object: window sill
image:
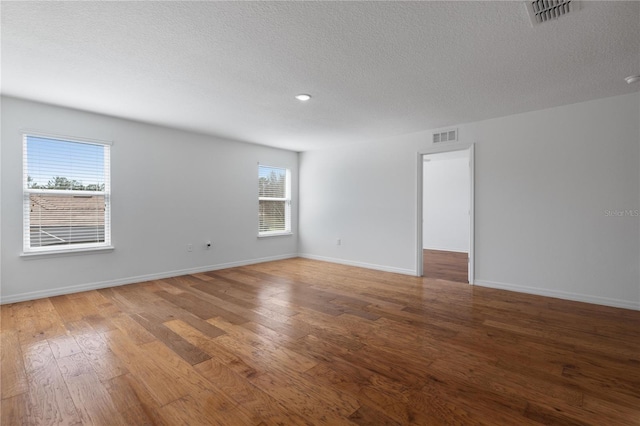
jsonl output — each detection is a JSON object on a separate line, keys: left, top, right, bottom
{"left": 21, "top": 246, "right": 115, "bottom": 259}
{"left": 257, "top": 232, "right": 293, "bottom": 238}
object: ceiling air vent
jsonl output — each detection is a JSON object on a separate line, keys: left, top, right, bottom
{"left": 433, "top": 129, "right": 457, "bottom": 144}
{"left": 526, "top": 0, "right": 580, "bottom": 25}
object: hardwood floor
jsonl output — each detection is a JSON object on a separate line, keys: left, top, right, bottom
{"left": 1, "top": 258, "right": 639, "bottom": 425}
{"left": 423, "top": 249, "right": 468, "bottom": 283}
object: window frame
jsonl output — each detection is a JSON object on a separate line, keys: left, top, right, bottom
{"left": 258, "top": 164, "right": 292, "bottom": 237}
{"left": 22, "top": 132, "right": 113, "bottom": 256}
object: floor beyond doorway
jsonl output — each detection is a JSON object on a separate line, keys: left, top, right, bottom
{"left": 423, "top": 249, "right": 468, "bottom": 283}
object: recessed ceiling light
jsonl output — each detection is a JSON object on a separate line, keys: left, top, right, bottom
{"left": 295, "top": 94, "right": 312, "bottom": 101}
{"left": 624, "top": 75, "right": 640, "bottom": 84}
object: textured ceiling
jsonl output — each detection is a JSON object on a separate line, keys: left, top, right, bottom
{"left": 2, "top": 1, "right": 639, "bottom": 151}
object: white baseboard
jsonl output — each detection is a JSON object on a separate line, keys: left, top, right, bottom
{"left": 298, "top": 253, "right": 416, "bottom": 276}
{"left": 474, "top": 279, "right": 640, "bottom": 311}
{"left": 0, "top": 253, "right": 297, "bottom": 304}
{"left": 423, "top": 246, "right": 468, "bottom": 253}
{"left": 4, "top": 253, "right": 638, "bottom": 312}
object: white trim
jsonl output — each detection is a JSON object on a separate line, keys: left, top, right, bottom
{"left": 0, "top": 253, "right": 298, "bottom": 304}
{"left": 416, "top": 153, "right": 423, "bottom": 277}
{"left": 298, "top": 253, "right": 415, "bottom": 276}
{"left": 417, "top": 144, "right": 475, "bottom": 283}
{"left": 20, "top": 245, "right": 114, "bottom": 258}
{"left": 20, "top": 129, "right": 113, "bottom": 146}
{"left": 468, "top": 144, "right": 475, "bottom": 285}
{"left": 4, "top": 252, "right": 639, "bottom": 311}
{"left": 258, "top": 164, "right": 292, "bottom": 236}
{"left": 475, "top": 279, "right": 640, "bottom": 311}
{"left": 23, "top": 134, "right": 112, "bottom": 253}
{"left": 257, "top": 232, "right": 293, "bottom": 238}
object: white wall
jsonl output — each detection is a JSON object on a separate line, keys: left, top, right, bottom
{"left": 2, "top": 93, "right": 639, "bottom": 310}
{"left": 300, "top": 92, "right": 640, "bottom": 310}
{"left": 0, "top": 96, "right": 299, "bottom": 303}
{"left": 423, "top": 152, "right": 469, "bottom": 252}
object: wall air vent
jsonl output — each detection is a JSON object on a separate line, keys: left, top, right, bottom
{"left": 433, "top": 129, "right": 457, "bottom": 144}
{"left": 526, "top": 0, "right": 580, "bottom": 25}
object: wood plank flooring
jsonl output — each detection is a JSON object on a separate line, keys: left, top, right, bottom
{"left": 1, "top": 258, "right": 639, "bottom": 425}
{"left": 423, "top": 249, "right": 468, "bottom": 283}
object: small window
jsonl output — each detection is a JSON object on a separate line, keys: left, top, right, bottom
{"left": 23, "top": 134, "right": 111, "bottom": 253}
{"left": 258, "top": 165, "right": 291, "bottom": 236}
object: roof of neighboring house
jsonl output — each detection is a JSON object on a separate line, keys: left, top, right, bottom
{"left": 29, "top": 194, "right": 105, "bottom": 227}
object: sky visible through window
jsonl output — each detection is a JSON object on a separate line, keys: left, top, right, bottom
{"left": 258, "top": 165, "right": 285, "bottom": 182}
{"left": 26, "top": 136, "right": 105, "bottom": 189}
{"left": 259, "top": 165, "right": 286, "bottom": 198}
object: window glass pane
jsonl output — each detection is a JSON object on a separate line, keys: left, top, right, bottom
{"left": 26, "top": 136, "right": 105, "bottom": 190}
{"left": 258, "top": 166, "right": 286, "bottom": 198}
{"left": 259, "top": 200, "right": 286, "bottom": 232}
{"left": 29, "top": 194, "right": 105, "bottom": 247}
{"left": 23, "top": 134, "right": 111, "bottom": 252}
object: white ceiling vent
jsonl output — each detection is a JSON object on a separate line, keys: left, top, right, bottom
{"left": 433, "top": 129, "right": 457, "bottom": 144}
{"left": 526, "top": 0, "right": 581, "bottom": 25}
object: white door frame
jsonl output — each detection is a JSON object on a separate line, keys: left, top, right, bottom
{"left": 416, "top": 143, "right": 475, "bottom": 284}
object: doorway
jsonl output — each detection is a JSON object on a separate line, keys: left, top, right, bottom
{"left": 417, "top": 146, "right": 474, "bottom": 284}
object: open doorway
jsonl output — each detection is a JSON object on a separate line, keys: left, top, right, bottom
{"left": 418, "top": 147, "right": 474, "bottom": 283}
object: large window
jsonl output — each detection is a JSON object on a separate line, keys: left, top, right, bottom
{"left": 23, "top": 134, "right": 111, "bottom": 253}
{"left": 258, "top": 165, "right": 291, "bottom": 236}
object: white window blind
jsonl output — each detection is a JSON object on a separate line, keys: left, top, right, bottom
{"left": 258, "top": 165, "right": 291, "bottom": 235}
{"left": 23, "top": 134, "right": 111, "bottom": 253}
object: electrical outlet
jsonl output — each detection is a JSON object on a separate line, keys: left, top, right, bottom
{"left": 187, "top": 244, "right": 193, "bottom": 252}
{"left": 336, "top": 238, "right": 341, "bottom": 246}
